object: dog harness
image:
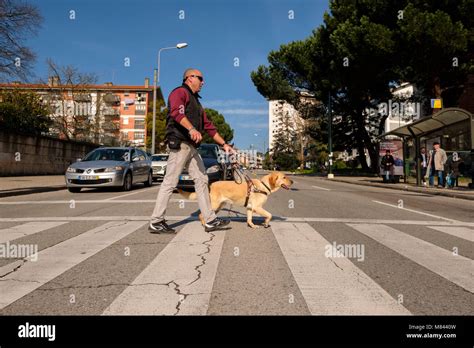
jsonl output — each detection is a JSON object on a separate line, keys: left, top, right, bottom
{"left": 244, "top": 177, "right": 271, "bottom": 208}
{"left": 229, "top": 156, "right": 272, "bottom": 208}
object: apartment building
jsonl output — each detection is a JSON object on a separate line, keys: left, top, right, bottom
{"left": 268, "top": 93, "right": 316, "bottom": 153}
{"left": 268, "top": 100, "right": 299, "bottom": 152}
{"left": 0, "top": 78, "right": 162, "bottom": 148}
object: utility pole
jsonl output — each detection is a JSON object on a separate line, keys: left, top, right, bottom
{"left": 328, "top": 91, "right": 334, "bottom": 178}
{"left": 151, "top": 69, "right": 157, "bottom": 154}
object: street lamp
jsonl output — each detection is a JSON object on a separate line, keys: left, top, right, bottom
{"left": 151, "top": 42, "right": 188, "bottom": 154}
{"left": 327, "top": 91, "right": 334, "bottom": 179}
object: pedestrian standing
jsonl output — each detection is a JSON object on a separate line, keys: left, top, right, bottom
{"left": 427, "top": 142, "right": 447, "bottom": 188}
{"left": 419, "top": 147, "right": 428, "bottom": 186}
{"left": 381, "top": 150, "right": 395, "bottom": 183}
{"left": 149, "top": 68, "right": 235, "bottom": 234}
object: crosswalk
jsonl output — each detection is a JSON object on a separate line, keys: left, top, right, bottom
{"left": 0, "top": 218, "right": 472, "bottom": 315}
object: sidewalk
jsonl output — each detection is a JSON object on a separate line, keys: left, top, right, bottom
{"left": 0, "top": 175, "right": 66, "bottom": 198}
{"left": 322, "top": 175, "right": 474, "bottom": 201}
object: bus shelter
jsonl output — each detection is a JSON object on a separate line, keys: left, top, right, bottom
{"left": 381, "top": 108, "right": 473, "bottom": 188}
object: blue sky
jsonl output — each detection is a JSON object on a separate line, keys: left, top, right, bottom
{"left": 27, "top": 0, "right": 328, "bottom": 152}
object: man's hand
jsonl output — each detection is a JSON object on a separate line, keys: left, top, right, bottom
{"left": 222, "top": 143, "right": 235, "bottom": 154}
{"left": 189, "top": 129, "right": 202, "bottom": 143}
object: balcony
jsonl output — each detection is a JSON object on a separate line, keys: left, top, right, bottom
{"left": 103, "top": 114, "right": 119, "bottom": 122}
{"left": 135, "top": 104, "right": 146, "bottom": 115}
{"left": 103, "top": 93, "right": 121, "bottom": 104}
{"left": 74, "top": 94, "right": 92, "bottom": 102}
{"left": 102, "top": 107, "right": 120, "bottom": 116}
{"left": 102, "top": 121, "right": 119, "bottom": 131}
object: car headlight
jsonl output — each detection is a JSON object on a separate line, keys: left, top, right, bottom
{"left": 206, "top": 165, "right": 220, "bottom": 174}
{"left": 105, "top": 166, "right": 125, "bottom": 172}
{"left": 67, "top": 167, "right": 77, "bottom": 173}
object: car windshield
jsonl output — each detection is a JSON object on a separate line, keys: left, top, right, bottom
{"left": 83, "top": 149, "right": 130, "bottom": 162}
{"left": 152, "top": 155, "right": 169, "bottom": 161}
{"left": 198, "top": 146, "right": 217, "bottom": 159}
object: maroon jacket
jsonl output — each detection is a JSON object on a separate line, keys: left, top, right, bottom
{"left": 165, "top": 84, "right": 217, "bottom": 147}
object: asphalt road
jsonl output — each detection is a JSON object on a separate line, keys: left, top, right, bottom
{"left": 0, "top": 171, "right": 472, "bottom": 315}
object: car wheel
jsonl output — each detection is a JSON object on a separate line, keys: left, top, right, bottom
{"left": 144, "top": 171, "right": 153, "bottom": 187}
{"left": 68, "top": 187, "right": 81, "bottom": 193}
{"left": 122, "top": 173, "right": 132, "bottom": 191}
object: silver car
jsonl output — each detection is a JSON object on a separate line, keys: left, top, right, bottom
{"left": 151, "top": 153, "right": 169, "bottom": 181}
{"left": 65, "top": 147, "right": 153, "bottom": 193}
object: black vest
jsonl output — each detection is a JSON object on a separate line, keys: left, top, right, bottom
{"left": 165, "top": 84, "right": 204, "bottom": 147}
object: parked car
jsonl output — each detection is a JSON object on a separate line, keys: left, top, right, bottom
{"left": 151, "top": 153, "right": 169, "bottom": 181}
{"left": 177, "top": 144, "right": 231, "bottom": 190}
{"left": 65, "top": 147, "right": 153, "bottom": 193}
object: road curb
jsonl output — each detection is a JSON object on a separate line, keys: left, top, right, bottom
{"left": 0, "top": 185, "right": 66, "bottom": 198}
{"left": 326, "top": 177, "right": 474, "bottom": 201}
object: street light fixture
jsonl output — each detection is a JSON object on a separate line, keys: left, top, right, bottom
{"left": 151, "top": 42, "right": 188, "bottom": 154}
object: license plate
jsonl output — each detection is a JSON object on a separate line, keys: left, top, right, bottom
{"left": 80, "top": 175, "right": 99, "bottom": 180}
{"left": 180, "top": 175, "right": 190, "bottom": 180}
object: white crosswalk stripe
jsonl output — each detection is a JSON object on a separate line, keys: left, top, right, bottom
{"left": 0, "top": 221, "right": 146, "bottom": 310}
{"left": 103, "top": 221, "right": 226, "bottom": 315}
{"left": 0, "top": 218, "right": 472, "bottom": 314}
{"left": 0, "top": 221, "right": 68, "bottom": 244}
{"left": 348, "top": 223, "right": 474, "bottom": 293}
{"left": 271, "top": 222, "right": 411, "bottom": 315}
{"left": 426, "top": 226, "right": 474, "bottom": 242}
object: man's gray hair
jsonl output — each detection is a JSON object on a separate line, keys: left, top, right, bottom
{"left": 183, "top": 68, "right": 196, "bottom": 80}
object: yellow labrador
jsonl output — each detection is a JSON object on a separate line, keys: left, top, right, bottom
{"left": 179, "top": 171, "right": 293, "bottom": 228}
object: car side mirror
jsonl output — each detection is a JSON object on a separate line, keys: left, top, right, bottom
{"left": 132, "top": 157, "right": 140, "bottom": 162}
{"left": 76, "top": 158, "right": 82, "bottom": 162}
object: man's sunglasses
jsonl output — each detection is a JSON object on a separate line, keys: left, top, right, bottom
{"left": 186, "top": 75, "right": 204, "bottom": 82}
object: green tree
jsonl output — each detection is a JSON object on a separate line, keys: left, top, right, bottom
{"left": 0, "top": 89, "right": 52, "bottom": 135}
{"left": 145, "top": 100, "right": 167, "bottom": 154}
{"left": 202, "top": 108, "right": 234, "bottom": 144}
{"left": 273, "top": 152, "right": 299, "bottom": 171}
{"left": 251, "top": 0, "right": 472, "bottom": 172}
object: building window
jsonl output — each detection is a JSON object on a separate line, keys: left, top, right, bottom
{"left": 135, "top": 119, "right": 145, "bottom": 129}
{"left": 136, "top": 93, "right": 146, "bottom": 102}
{"left": 134, "top": 132, "right": 145, "bottom": 140}
{"left": 123, "top": 117, "right": 129, "bottom": 125}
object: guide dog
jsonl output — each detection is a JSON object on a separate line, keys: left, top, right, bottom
{"left": 178, "top": 171, "right": 293, "bottom": 228}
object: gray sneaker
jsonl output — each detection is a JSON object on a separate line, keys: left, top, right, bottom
{"left": 149, "top": 220, "right": 176, "bottom": 234}
{"left": 204, "top": 217, "right": 230, "bottom": 232}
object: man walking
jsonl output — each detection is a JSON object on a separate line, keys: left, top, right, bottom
{"left": 149, "top": 68, "right": 234, "bottom": 234}
{"left": 427, "top": 142, "right": 447, "bottom": 188}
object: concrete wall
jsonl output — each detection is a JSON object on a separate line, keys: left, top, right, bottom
{"left": 0, "top": 131, "right": 98, "bottom": 176}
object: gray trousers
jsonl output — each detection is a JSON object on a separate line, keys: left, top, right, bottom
{"left": 150, "top": 142, "right": 217, "bottom": 224}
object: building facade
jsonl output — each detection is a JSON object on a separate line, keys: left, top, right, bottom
{"left": 0, "top": 78, "right": 162, "bottom": 148}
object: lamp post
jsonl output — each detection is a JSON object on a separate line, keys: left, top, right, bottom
{"left": 328, "top": 91, "right": 334, "bottom": 179}
{"left": 151, "top": 42, "right": 188, "bottom": 154}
